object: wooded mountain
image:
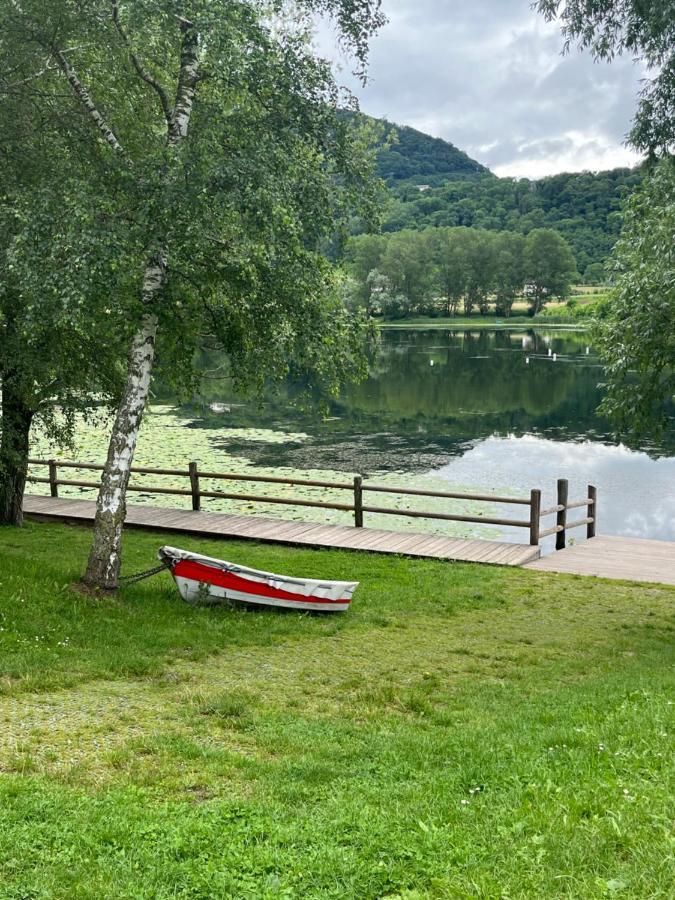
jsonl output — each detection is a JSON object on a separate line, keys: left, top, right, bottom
{"left": 374, "top": 120, "right": 489, "bottom": 184}
{"left": 360, "top": 114, "right": 643, "bottom": 278}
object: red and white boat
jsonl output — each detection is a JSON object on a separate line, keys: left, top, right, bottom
{"left": 159, "top": 546, "right": 358, "bottom": 613}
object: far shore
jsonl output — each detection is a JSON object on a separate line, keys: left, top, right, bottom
{"left": 378, "top": 317, "right": 589, "bottom": 330}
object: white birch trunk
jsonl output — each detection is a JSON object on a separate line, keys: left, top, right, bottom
{"left": 83, "top": 17, "right": 200, "bottom": 589}
{"left": 168, "top": 22, "right": 199, "bottom": 147}
{"left": 83, "top": 264, "right": 163, "bottom": 588}
{"left": 52, "top": 47, "right": 127, "bottom": 158}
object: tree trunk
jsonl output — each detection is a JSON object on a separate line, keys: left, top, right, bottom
{"left": 0, "top": 380, "right": 34, "bottom": 526}
{"left": 80, "top": 19, "right": 200, "bottom": 589}
{"left": 83, "top": 301, "right": 160, "bottom": 589}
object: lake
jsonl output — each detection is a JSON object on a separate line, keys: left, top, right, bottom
{"left": 32, "top": 327, "right": 675, "bottom": 550}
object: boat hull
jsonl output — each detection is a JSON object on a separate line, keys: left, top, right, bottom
{"left": 160, "top": 547, "right": 357, "bottom": 613}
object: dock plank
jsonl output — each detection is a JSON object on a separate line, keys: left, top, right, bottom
{"left": 34, "top": 494, "right": 674, "bottom": 582}
{"left": 525, "top": 536, "right": 674, "bottom": 585}
{"left": 22, "top": 494, "right": 538, "bottom": 568}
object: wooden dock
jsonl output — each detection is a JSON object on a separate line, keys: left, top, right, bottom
{"left": 22, "top": 495, "right": 541, "bottom": 567}
{"left": 21, "top": 496, "right": 675, "bottom": 584}
{"left": 525, "top": 535, "right": 675, "bottom": 586}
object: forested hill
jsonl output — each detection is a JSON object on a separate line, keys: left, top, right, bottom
{"left": 357, "top": 114, "right": 644, "bottom": 278}
{"left": 374, "top": 120, "right": 489, "bottom": 184}
{"left": 383, "top": 168, "right": 643, "bottom": 278}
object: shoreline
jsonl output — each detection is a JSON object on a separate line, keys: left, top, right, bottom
{"left": 378, "top": 320, "right": 589, "bottom": 331}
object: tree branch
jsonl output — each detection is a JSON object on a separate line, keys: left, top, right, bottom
{"left": 50, "top": 44, "right": 127, "bottom": 159}
{"left": 168, "top": 17, "right": 200, "bottom": 147}
{"left": 110, "top": 1, "right": 174, "bottom": 131}
{"left": 0, "top": 58, "right": 54, "bottom": 89}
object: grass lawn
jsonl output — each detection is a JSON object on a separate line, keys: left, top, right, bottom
{"left": 0, "top": 521, "right": 673, "bottom": 898}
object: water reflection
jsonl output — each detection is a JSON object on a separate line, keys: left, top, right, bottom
{"left": 343, "top": 329, "right": 610, "bottom": 447}
{"left": 167, "top": 327, "right": 675, "bottom": 542}
{"left": 434, "top": 435, "right": 675, "bottom": 543}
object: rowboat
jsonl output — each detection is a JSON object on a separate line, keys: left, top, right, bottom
{"left": 158, "top": 546, "right": 358, "bottom": 613}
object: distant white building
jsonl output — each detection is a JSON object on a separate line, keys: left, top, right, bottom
{"left": 416, "top": 184, "right": 431, "bottom": 192}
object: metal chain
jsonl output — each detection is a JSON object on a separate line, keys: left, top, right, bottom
{"left": 118, "top": 562, "right": 171, "bottom": 586}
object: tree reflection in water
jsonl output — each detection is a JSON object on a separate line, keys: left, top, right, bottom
{"left": 155, "top": 328, "right": 675, "bottom": 540}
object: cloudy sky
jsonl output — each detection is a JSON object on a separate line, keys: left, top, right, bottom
{"left": 319, "top": 0, "right": 646, "bottom": 178}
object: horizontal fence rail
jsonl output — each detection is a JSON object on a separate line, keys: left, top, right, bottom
{"left": 26, "top": 460, "right": 596, "bottom": 550}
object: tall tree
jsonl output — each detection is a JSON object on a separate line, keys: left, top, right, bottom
{"left": 2, "top": 1, "right": 384, "bottom": 588}
{"left": 344, "top": 233, "right": 388, "bottom": 310}
{"left": 595, "top": 158, "right": 675, "bottom": 435}
{"left": 380, "top": 229, "right": 434, "bottom": 312}
{"left": 432, "top": 228, "right": 469, "bottom": 317}
{"left": 464, "top": 230, "right": 497, "bottom": 316}
{"left": 0, "top": 23, "right": 132, "bottom": 526}
{"left": 0, "top": 188, "right": 129, "bottom": 525}
{"left": 493, "top": 232, "right": 525, "bottom": 317}
{"left": 524, "top": 229, "right": 577, "bottom": 316}
{"left": 538, "top": 0, "right": 674, "bottom": 436}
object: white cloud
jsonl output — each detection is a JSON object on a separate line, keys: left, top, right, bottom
{"left": 315, "top": 0, "right": 647, "bottom": 177}
{"left": 494, "top": 133, "right": 643, "bottom": 178}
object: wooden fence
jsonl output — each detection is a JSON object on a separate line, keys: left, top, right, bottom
{"left": 26, "top": 459, "right": 596, "bottom": 550}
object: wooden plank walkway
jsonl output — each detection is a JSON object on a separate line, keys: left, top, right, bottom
{"left": 525, "top": 535, "right": 675, "bottom": 586}
{"left": 22, "top": 495, "right": 540, "bottom": 567}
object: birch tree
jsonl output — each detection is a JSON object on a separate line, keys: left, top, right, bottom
{"left": 1, "top": 1, "right": 383, "bottom": 587}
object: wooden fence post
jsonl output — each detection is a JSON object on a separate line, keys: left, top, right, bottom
{"left": 587, "top": 485, "right": 597, "bottom": 539}
{"left": 354, "top": 475, "right": 363, "bottom": 528}
{"left": 189, "top": 462, "right": 201, "bottom": 512}
{"left": 48, "top": 460, "right": 58, "bottom": 498}
{"left": 556, "top": 478, "right": 569, "bottom": 551}
{"left": 529, "top": 489, "right": 541, "bottom": 546}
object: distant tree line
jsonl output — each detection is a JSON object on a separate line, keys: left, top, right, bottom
{"left": 375, "top": 168, "right": 642, "bottom": 280}
{"left": 345, "top": 226, "right": 578, "bottom": 319}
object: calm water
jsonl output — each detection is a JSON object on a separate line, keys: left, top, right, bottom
{"left": 35, "top": 327, "right": 675, "bottom": 547}
{"left": 175, "top": 327, "right": 675, "bottom": 544}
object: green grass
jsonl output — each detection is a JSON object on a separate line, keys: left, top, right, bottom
{"left": 0, "top": 521, "right": 673, "bottom": 898}
{"left": 568, "top": 291, "right": 609, "bottom": 306}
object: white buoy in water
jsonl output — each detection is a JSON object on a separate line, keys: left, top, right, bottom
{"left": 586, "top": 346, "right": 590, "bottom": 355}
{"left": 548, "top": 348, "right": 552, "bottom": 357}
{"left": 553, "top": 353, "right": 558, "bottom": 362}
{"left": 526, "top": 357, "right": 530, "bottom": 364}
{"left": 430, "top": 360, "right": 434, "bottom": 367}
